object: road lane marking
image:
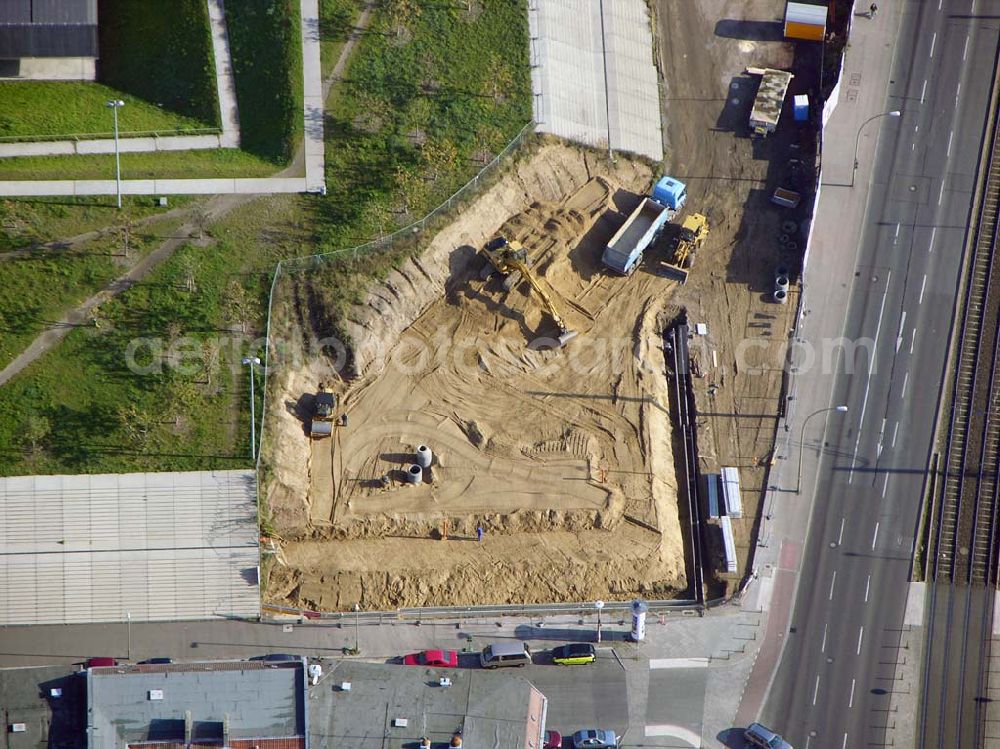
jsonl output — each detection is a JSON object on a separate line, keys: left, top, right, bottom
{"left": 822, "top": 622, "right": 829, "bottom": 653}
{"left": 842, "top": 734, "right": 848, "bottom": 749}
{"left": 964, "top": 34, "right": 970, "bottom": 60}
{"left": 849, "top": 678, "right": 857, "bottom": 708}
{"left": 911, "top": 328, "right": 917, "bottom": 354}
{"left": 648, "top": 657, "right": 708, "bottom": 669}
{"left": 894, "top": 222, "right": 900, "bottom": 240}
{"left": 839, "top": 517, "right": 846, "bottom": 545}
{"left": 930, "top": 226, "right": 937, "bottom": 252}
{"left": 877, "top": 417, "right": 886, "bottom": 456}
{"left": 896, "top": 313, "right": 906, "bottom": 351}
{"left": 851, "top": 270, "right": 892, "bottom": 482}
{"left": 882, "top": 473, "right": 890, "bottom": 498}
{"left": 865, "top": 574, "right": 871, "bottom": 602}
{"left": 920, "top": 274, "right": 927, "bottom": 304}
{"left": 892, "top": 421, "right": 899, "bottom": 447}
{"left": 857, "top": 626, "right": 864, "bottom": 655}
{"left": 901, "top": 371, "right": 909, "bottom": 399}
{"left": 872, "top": 522, "right": 880, "bottom": 550}
{"left": 829, "top": 570, "right": 837, "bottom": 601}
{"left": 938, "top": 181, "right": 946, "bottom": 206}
{"left": 947, "top": 130, "right": 954, "bottom": 157}
{"left": 957, "top": 81, "right": 962, "bottom": 100}
{"left": 930, "top": 32, "right": 937, "bottom": 58}
{"left": 921, "top": 79, "right": 927, "bottom": 103}
{"left": 813, "top": 674, "right": 821, "bottom": 705}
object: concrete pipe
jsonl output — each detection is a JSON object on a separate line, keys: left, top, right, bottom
{"left": 775, "top": 265, "right": 789, "bottom": 278}
{"left": 773, "top": 288, "right": 788, "bottom": 304}
{"left": 775, "top": 274, "right": 790, "bottom": 292}
{"left": 779, "top": 233, "right": 790, "bottom": 244}
{"left": 406, "top": 464, "right": 423, "bottom": 484}
{"left": 416, "top": 444, "right": 433, "bottom": 468}
{"left": 782, "top": 220, "right": 799, "bottom": 235}
{"left": 787, "top": 242, "right": 798, "bottom": 251}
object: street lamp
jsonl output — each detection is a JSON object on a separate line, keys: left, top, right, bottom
{"left": 797, "top": 405, "right": 849, "bottom": 493}
{"left": 241, "top": 356, "right": 261, "bottom": 460}
{"left": 354, "top": 603, "right": 361, "bottom": 653}
{"left": 852, "top": 110, "right": 901, "bottom": 187}
{"left": 106, "top": 100, "right": 125, "bottom": 208}
{"left": 594, "top": 600, "right": 605, "bottom": 643}
{"left": 126, "top": 611, "right": 131, "bottom": 660}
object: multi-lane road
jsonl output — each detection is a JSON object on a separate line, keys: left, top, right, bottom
{"left": 763, "top": 1, "right": 1000, "bottom": 747}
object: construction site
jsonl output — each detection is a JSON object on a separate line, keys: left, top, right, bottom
{"left": 261, "top": 0, "right": 816, "bottom": 613}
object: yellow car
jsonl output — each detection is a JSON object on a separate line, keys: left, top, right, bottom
{"left": 551, "top": 643, "right": 596, "bottom": 666}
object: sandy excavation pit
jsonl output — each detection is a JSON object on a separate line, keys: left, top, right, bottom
{"left": 265, "top": 143, "right": 695, "bottom": 611}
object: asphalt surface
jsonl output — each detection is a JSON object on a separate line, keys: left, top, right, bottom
{"left": 761, "top": 2, "right": 1000, "bottom": 748}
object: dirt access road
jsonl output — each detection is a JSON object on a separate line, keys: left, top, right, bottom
{"left": 264, "top": 143, "right": 693, "bottom": 611}
{"left": 653, "top": 0, "right": 810, "bottom": 591}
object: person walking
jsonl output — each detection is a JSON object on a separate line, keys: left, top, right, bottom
{"left": 869, "top": 2, "right": 878, "bottom": 17}
{"left": 477, "top": 524, "right": 484, "bottom": 543}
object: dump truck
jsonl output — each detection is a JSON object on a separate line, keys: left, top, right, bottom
{"left": 662, "top": 213, "right": 708, "bottom": 284}
{"left": 309, "top": 385, "right": 337, "bottom": 439}
{"left": 602, "top": 176, "right": 687, "bottom": 275}
{"left": 747, "top": 67, "right": 794, "bottom": 137}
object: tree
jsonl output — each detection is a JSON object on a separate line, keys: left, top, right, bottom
{"left": 178, "top": 252, "right": 198, "bottom": 293}
{"left": 421, "top": 138, "right": 459, "bottom": 182}
{"left": 387, "top": 0, "right": 420, "bottom": 37}
{"left": 483, "top": 55, "right": 514, "bottom": 102}
{"left": 222, "top": 280, "right": 259, "bottom": 334}
{"left": 394, "top": 165, "right": 426, "bottom": 215}
{"left": 117, "top": 404, "right": 152, "bottom": 447}
{"left": 23, "top": 413, "right": 50, "bottom": 455}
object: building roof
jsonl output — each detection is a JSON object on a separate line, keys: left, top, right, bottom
{"left": 0, "top": 470, "right": 260, "bottom": 625}
{"left": 0, "top": 0, "right": 97, "bottom": 57}
{"left": 315, "top": 661, "right": 547, "bottom": 749}
{"left": 86, "top": 661, "right": 306, "bottom": 749}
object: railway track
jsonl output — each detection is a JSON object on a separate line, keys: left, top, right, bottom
{"left": 920, "top": 55, "right": 1000, "bottom": 749}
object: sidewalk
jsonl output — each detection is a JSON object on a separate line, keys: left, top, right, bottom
{"left": 0, "top": 0, "right": 326, "bottom": 197}
{"left": 0, "top": 0, "right": 241, "bottom": 159}
{"left": 733, "top": 0, "right": 903, "bottom": 728}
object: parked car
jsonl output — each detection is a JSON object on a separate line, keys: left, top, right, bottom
{"left": 744, "top": 723, "right": 792, "bottom": 749}
{"left": 249, "top": 653, "right": 301, "bottom": 662}
{"left": 140, "top": 658, "right": 173, "bottom": 664}
{"left": 85, "top": 657, "right": 117, "bottom": 668}
{"left": 551, "top": 643, "right": 596, "bottom": 666}
{"left": 402, "top": 650, "right": 459, "bottom": 668}
{"left": 571, "top": 730, "right": 618, "bottom": 749}
{"left": 544, "top": 730, "right": 562, "bottom": 749}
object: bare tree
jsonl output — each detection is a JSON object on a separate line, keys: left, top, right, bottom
{"left": 23, "top": 413, "right": 50, "bottom": 455}
{"left": 421, "top": 138, "right": 459, "bottom": 183}
{"left": 222, "top": 280, "right": 259, "bottom": 334}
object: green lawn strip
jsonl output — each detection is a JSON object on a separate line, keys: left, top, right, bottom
{"left": 0, "top": 148, "right": 278, "bottom": 181}
{"left": 99, "top": 0, "right": 220, "bottom": 126}
{"left": 227, "top": 0, "right": 304, "bottom": 163}
{"left": 317, "top": 0, "right": 531, "bottom": 252}
{"left": 0, "top": 214, "right": 187, "bottom": 371}
{"left": 0, "top": 196, "right": 193, "bottom": 252}
{"left": 0, "top": 83, "right": 214, "bottom": 140}
{"left": 0, "top": 194, "right": 313, "bottom": 477}
{"left": 319, "top": 0, "right": 367, "bottom": 79}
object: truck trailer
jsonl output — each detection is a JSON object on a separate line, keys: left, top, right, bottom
{"left": 602, "top": 176, "right": 687, "bottom": 275}
{"left": 746, "top": 66, "right": 794, "bottom": 137}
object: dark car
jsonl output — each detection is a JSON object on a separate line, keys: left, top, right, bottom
{"left": 249, "top": 653, "right": 301, "bottom": 662}
{"left": 85, "top": 657, "right": 117, "bottom": 668}
{"left": 140, "top": 658, "right": 173, "bottom": 664}
{"left": 402, "top": 649, "right": 459, "bottom": 668}
{"left": 544, "top": 730, "right": 562, "bottom": 749}
{"left": 551, "top": 643, "right": 596, "bottom": 666}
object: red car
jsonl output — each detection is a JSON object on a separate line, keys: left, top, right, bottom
{"left": 402, "top": 649, "right": 459, "bottom": 667}
{"left": 544, "top": 731, "right": 562, "bottom": 749}
{"left": 85, "top": 657, "right": 117, "bottom": 668}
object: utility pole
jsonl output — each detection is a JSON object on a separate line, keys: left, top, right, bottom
{"left": 106, "top": 100, "right": 125, "bottom": 208}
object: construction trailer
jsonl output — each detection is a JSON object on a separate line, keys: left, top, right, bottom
{"left": 746, "top": 67, "right": 794, "bottom": 137}
{"left": 784, "top": 1, "right": 827, "bottom": 41}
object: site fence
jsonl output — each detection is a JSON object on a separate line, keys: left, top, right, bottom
{"left": 255, "top": 120, "right": 537, "bottom": 472}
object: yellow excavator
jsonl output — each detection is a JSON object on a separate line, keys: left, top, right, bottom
{"left": 480, "top": 235, "right": 578, "bottom": 347}
{"left": 662, "top": 212, "right": 708, "bottom": 284}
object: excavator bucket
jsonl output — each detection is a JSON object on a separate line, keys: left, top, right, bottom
{"left": 557, "top": 329, "right": 579, "bottom": 347}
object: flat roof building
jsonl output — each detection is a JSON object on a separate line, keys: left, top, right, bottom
{"left": 312, "top": 661, "right": 548, "bottom": 749}
{"left": 86, "top": 660, "right": 307, "bottom": 749}
{"left": 0, "top": 0, "right": 98, "bottom": 79}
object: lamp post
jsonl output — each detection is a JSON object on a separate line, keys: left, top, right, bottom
{"left": 242, "top": 357, "right": 261, "bottom": 460}
{"left": 106, "top": 100, "right": 125, "bottom": 208}
{"left": 797, "top": 405, "right": 849, "bottom": 493}
{"left": 354, "top": 603, "right": 361, "bottom": 653}
{"left": 852, "top": 110, "right": 901, "bottom": 187}
{"left": 594, "top": 600, "right": 605, "bottom": 643}
{"left": 126, "top": 611, "right": 131, "bottom": 660}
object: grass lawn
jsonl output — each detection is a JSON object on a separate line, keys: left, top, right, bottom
{"left": 0, "top": 196, "right": 193, "bottom": 253}
{"left": 99, "top": 0, "right": 219, "bottom": 126}
{"left": 0, "top": 195, "right": 314, "bottom": 476}
{"left": 227, "top": 0, "right": 304, "bottom": 163}
{"left": 0, "top": 148, "right": 282, "bottom": 181}
{"left": 0, "top": 83, "right": 216, "bottom": 140}
{"left": 0, "top": 215, "right": 187, "bottom": 370}
{"left": 319, "top": 0, "right": 367, "bottom": 79}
